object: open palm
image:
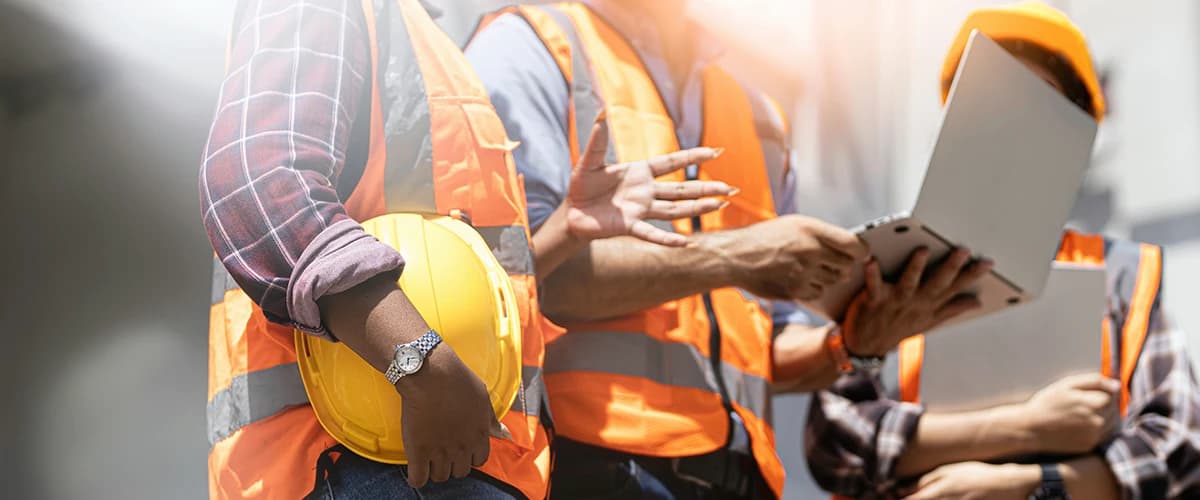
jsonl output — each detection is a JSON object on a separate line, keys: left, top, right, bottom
{"left": 566, "top": 118, "right": 735, "bottom": 246}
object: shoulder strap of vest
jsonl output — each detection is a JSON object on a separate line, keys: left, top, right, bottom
{"left": 473, "top": 5, "right": 581, "bottom": 162}
{"left": 1103, "top": 238, "right": 1163, "bottom": 414}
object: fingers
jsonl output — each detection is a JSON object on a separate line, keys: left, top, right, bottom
{"left": 577, "top": 118, "right": 611, "bottom": 171}
{"left": 864, "top": 259, "right": 884, "bottom": 303}
{"left": 1065, "top": 372, "right": 1121, "bottom": 393}
{"left": 922, "top": 248, "right": 970, "bottom": 296}
{"left": 897, "top": 248, "right": 931, "bottom": 299}
{"left": 813, "top": 224, "right": 871, "bottom": 262}
{"left": 932, "top": 293, "right": 982, "bottom": 325}
{"left": 644, "top": 147, "right": 723, "bottom": 177}
{"left": 646, "top": 199, "right": 728, "bottom": 221}
{"left": 653, "top": 180, "right": 737, "bottom": 200}
{"left": 942, "top": 257, "right": 994, "bottom": 299}
{"left": 630, "top": 220, "right": 689, "bottom": 247}
{"left": 814, "top": 263, "right": 845, "bottom": 286}
{"left": 406, "top": 454, "right": 430, "bottom": 489}
{"left": 450, "top": 453, "right": 473, "bottom": 480}
{"left": 429, "top": 452, "right": 452, "bottom": 484}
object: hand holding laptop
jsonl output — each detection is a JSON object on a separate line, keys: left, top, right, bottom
{"left": 843, "top": 247, "right": 993, "bottom": 356}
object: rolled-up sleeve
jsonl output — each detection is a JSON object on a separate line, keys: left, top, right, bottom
{"left": 1101, "top": 306, "right": 1200, "bottom": 499}
{"left": 199, "top": 0, "right": 403, "bottom": 338}
{"left": 806, "top": 374, "right": 924, "bottom": 499}
{"left": 466, "top": 13, "right": 572, "bottom": 230}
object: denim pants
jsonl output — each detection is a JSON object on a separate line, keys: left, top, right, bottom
{"left": 304, "top": 445, "right": 521, "bottom": 500}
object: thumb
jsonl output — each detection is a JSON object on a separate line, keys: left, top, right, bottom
{"left": 487, "top": 411, "right": 512, "bottom": 441}
{"left": 577, "top": 113, "right": 610, "bottom": 171}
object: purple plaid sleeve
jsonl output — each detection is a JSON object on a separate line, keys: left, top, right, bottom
{"left": 806, "top": 373, "right": 923, "bottom": 499}
{"left": 1101, "top": 308, "right": 1200, "bottom": 499}
{"left": 199, "top": 0, "right": 403, "bottom": 337}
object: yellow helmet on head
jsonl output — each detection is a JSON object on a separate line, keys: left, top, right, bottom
{"left": 295, "top": 212, "right": 522, "bottom": 464}
{"left": 940, "top": 1, "right": 1105, "bottom": 121}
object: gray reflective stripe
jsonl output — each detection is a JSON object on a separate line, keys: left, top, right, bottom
{"left": 744, "top": 83, "right": 789, "bottom": 206}
{"left": 211, "top": 256, "right": 239, "bottom": 305}
{"left": 207, "top": 362, "right": 310, "bottom": 446}
{"left": 645, "top": 219, "right": 677, "bottom": 234}
{"left": 510, "top": 365, "right": 543, "bottom": 417}
{"left": 1105, "top": 239, "right": 1143, "bottom": 324}
{"left": 1103, "top": 239, "right": 1160, "bottom": 376}
{"left": 476, "top": 225, "right": 535, "bottom": 276}
{"left": 539, "top": 5, "right": 616, "bottom": 165}
{"left": 375, "top": 0, "right": 437, "bottom": 214}
{"left": 545, "top": 331, "right": 769, "bottom": 420}
{"left": 735, "top": 288, "right": 772, "bottom": 314}
{"left": 882, "top": 350, "right": 901, "bottom": 401}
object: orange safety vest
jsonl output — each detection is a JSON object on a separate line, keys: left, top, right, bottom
{"left": 895, "top": 230, "right": 1163, "bottom": 414}
{"left": 476, "top": 4, "right": 790, "bottom": 496}
{"left": 207, "top": 1, "right": 551, "bottom": 498}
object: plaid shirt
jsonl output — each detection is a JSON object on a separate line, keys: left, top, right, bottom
{"left": 199, "top": 0, "right": 402, "bottom": 337}
{"left": 806, "top": 304, "right": 1200, "bottom": 499}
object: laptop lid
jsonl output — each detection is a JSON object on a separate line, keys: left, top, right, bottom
{"left": 919, "top": 263, "right": 1106, "bottom": 413}
{"left": 910, "top": 31, "right": 1097, "bottom": 297}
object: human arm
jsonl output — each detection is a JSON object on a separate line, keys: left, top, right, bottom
{"left": 532, "top": 117, "right": 733, "bottom": 276}
{"left": 1098, "top": 312, "right": 1200, "bottom": 499}
{"left": 904, "top": 457, "right": 1119, "bottom": 500}
{"left": 894, "top": 372, "right": 1119, "bottom": 478}
{"left": 199, "top": 0, "right": 401, "bottom": 337}
{"left": 200, "top": 1, "right": 498, "bottom": 487}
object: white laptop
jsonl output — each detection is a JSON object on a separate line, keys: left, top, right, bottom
{"left": 920, "top": 263, "right": 1106, "bottom": 413}
{"left": 809, "top": 31, "right": 1097, "bottom": 329}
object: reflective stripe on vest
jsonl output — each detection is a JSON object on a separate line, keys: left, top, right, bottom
{"left": 893, "top": 232, "right": 1163, "bottom": 416}
{"left": 498, "top": 4, "right": 785, "bottom": 496}
{"left": 544, "top": 331, "right": 770, "bottom": 421}
{"left": 209, "top": 1, "right": 551, "bottom": 498}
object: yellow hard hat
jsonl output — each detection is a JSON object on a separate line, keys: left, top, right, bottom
{"left": 940, "top": 1, "right": 1105, "bottom": 121}
{"left": 295, "top": 212, "right": 522, "bottom": 464}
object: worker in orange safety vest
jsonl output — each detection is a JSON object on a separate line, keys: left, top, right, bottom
{"left": 200, "top": 0, "right": 738, "bottom": 498}
{"left": 806, "top": 3, "right": 1200, "bottom": 499}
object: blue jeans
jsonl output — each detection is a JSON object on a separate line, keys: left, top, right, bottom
{"left": 305, "top": 445, "right": 521, "bottom": 500}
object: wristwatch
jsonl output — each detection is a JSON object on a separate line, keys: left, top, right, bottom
{"left": 825, "top": 326, "right": 885, "bottom": 376}
{"left": 1029, "top": 463, "right": 1068, "bottom": 500}
{"left": 385, "top": 329, "right": 443, "bottom": 385}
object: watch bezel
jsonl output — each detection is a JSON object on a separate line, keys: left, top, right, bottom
{"left": 394, "top": 344, "right": 424, "bottom": 374}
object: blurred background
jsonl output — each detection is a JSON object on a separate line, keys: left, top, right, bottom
{"left": 1, "top": 0, "right": 1195, "bottom": 498}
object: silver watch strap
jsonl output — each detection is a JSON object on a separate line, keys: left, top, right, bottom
{"left": 409, "top": 329, "right": 442, "bottom": 357}
{"left": 385, "top": 330, "right": 442, "bottom": 385}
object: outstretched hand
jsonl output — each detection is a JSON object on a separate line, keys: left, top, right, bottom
{"left": 565, "top": 117, "right": 736, "bottom": 247}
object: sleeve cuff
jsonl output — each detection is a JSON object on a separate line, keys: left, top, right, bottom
{"left": 287, "top": 219, "right": 405, "bottom": 339}
{"left": 872, "top": 401, "right": 923, "bottom": 488}
{"left": 1102, "top": 431, "right": 1171, "bottom": 499}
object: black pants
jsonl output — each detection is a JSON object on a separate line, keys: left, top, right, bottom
{"left": 549, "top": 438, "right": 771, "bottom": 500}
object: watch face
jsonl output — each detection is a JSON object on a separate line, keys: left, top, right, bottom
{"left": 395, "top": 346, "right": 423, "bottom": 374}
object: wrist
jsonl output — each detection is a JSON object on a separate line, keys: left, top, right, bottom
{"left": 697, "top": 229, "right": 751, "bottom": 288}
{"left": 991, "top": 403, "right": 1041, "bottom": 455}
{"left": 1004, "top": 463, "right": 1043, "bottom": 496}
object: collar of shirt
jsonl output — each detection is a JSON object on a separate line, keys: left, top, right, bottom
{"left": 584, "top": 0, "right": 725, "bottom": 150}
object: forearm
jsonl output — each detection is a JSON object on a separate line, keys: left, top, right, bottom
{"left": 895, "top": 404, "right": 1035, "bottom": 478}
{"left": 771, "top": 323, "right": 840, "bottom": 393}
{"left": 1000, "top": 456, "right": 1118, "bottom": 500}
{"left": 317, "top": 272, "right": 431, "bottom": 372}
{"left": 532, "top": 203, "right": 589, "bottom": 279}
{"left": 538, "top": 230, "right": 741, "bottom": 322}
